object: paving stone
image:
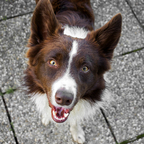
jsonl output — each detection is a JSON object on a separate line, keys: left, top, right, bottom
{"left": 129, "top": 0, "right": 144, "bottom": 27}
{"left": 0, "top": 0, "right": 35, "bottom": 20}
{"left": 104, "top": 49, "right": 144, "bottom": 143}
{"left": 4, "top": 90, "right": 115, "bottom": 144}
{"left": 0, "top": 95, "right": 15, "bottom": 143}
{"left": 0, "top": 14, "right": 32, "bottom": 92}
{"left": 91, "top": 0, "right": 144, "bottom": 56}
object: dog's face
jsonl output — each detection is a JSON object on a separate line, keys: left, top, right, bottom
{"left": 25, "top": 0, "right": 122, "bottom": 123}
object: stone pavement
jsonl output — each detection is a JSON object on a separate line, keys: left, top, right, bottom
{"left": 0, "top": 0, "right": 144, "bottom": 143}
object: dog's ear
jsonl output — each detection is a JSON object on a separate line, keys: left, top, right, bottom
{"left": 87, "top": 13, "right": 122, "bottom": 60}
{"left": 35, "top": 0, "right": 39, "bottom": 4}
{"left": 30, "top": 0, "right": 61, "bottom": 45}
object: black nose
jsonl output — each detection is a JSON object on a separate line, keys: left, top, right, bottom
{"left": 55, "top": 89, "right": 74, "bottom": 106}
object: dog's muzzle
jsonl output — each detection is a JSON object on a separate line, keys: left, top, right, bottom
{"left": 50, "top": 88, "right": 74, "bottom": 123}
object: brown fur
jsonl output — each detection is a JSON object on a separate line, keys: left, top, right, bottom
{"left": 24, "top": 0, "right": 122, "bottom": 103}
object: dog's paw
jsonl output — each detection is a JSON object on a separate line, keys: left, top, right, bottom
{"left": 42, "top": 116, "right": 50, "bottom": 126}
{"left": 70, "top": 125, "right": 85, "bottom": 144}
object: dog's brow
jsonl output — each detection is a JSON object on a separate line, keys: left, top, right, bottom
{"left": 44, "top": 48, "right": 65, "bottom": 59}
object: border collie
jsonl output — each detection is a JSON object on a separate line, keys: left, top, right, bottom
{"left": 24, "top": 0, "right": 122, "bottom": 143}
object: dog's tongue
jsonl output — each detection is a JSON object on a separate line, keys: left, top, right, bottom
{"left": 51, "top": 106, "right": 70, "bottom": 123}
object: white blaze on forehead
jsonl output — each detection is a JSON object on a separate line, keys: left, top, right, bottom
{"left": 64, "top": 25, "right": 89, "bottom": 39}
{"left": 67, "top": 41, "right": 78, "bottom": 72}
{"left": 51, "top": 41, "right": 79, "bottom": 108}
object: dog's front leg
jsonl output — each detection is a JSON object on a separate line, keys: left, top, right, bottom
{"left": 41, "top": 109, "right": 51, "bottom": 126}
{"left": 33, "top": 94, "right": 51, "bottom": 126}
{"left": 70, "top": 120, "right": 85, "bottom": 144}
{"left": 41, "top": 102, "right": 52, "bottom": 126}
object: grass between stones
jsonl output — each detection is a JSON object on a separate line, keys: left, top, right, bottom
{"left": 0, "top": 11, "right": 33, "bottom": 22}
{"left": 0, "top": 88, "right": 19, "bottom": 144}
{"left": 115, "top": 47, "right": 144, "bottom": 58}
{"left": 119, "top": 133, "right": 144, "bottom": 144}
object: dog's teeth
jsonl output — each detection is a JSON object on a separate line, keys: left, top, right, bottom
{"left": 52, "top": 109, "right": 69, "bottom": 121}
{"left": 64, "top": 113, "right": 69, "bottom": 118}
{"left": 53, "top": 110, "right": 56, "bottom": 116}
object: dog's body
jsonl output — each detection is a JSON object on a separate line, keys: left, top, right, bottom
{"left": 24, "top": 0, "right": 122, "bottom": 143}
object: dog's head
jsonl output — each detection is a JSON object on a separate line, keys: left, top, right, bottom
{"left": 24, "top": 0, "right": 122, "bottom": 123}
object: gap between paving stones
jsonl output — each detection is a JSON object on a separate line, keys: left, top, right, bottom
{"left": 100, "top": 108, "right": 118, "bottom": 144}
{"left": 101, "top": 108, "right": 144, "bottom": 144}
{"left": 0, "top": 88, "right": 19, "bottom": 144}
{"left": 115, "top": 47, "right": 144, "bottom": 58}
{"left": 0, "top": 11, "right": 33, "bottom": 22}
{"left": 119, "top": 133, "right": 144, "bottom": 144}
{"left": 125, "top": 0, "right": 144, "bottom": 31}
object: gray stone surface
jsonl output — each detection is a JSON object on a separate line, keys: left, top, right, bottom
{"left": 0, "top": 0, "right": 144, "bottom": 143}
{"left": 91, "top": 0, "right": 144, "bottom": 56}
{"left": 129, "top": 0, "right": 144, "bottom": 27}
{"left": 0, "top": 0, "right": 35, "bottom": 20}
{"left": 105, "top": 49, "right": 144, "bottom": 143}
{"left": 0, "top": 14, "right": 32, "bottom": 92}
{"left": 4, "top": 90, "right": 115, "bottom": 144}
{"left": 0, "top": 96, "right": 15, "bottom": 143}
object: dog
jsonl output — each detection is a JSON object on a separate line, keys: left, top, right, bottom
{"left": 24, "top": 0, "right": 122, "bottom": 143}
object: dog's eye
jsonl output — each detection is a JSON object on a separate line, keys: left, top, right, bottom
{"left": 49, "top": 60, "right": 57, "bottom": 67}
{"left": 82, "top": 66, "right": 89, "bottom": 73}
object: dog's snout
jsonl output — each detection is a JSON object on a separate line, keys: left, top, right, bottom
{"left": 55, "top": 89, "right": 74, "bottom": 106}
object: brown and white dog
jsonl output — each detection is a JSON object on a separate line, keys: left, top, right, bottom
{"left": 24, "top": 0, "right": 122, "bottom": 143}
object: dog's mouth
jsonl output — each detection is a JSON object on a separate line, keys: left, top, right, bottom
{"left": 51, "top": 106, "right": 70, "bottom": 123}
{"left": 47, "top": 93, "right": 74, "bottom": 123}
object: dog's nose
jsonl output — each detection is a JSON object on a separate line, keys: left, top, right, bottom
{"left": 55, "top": 89, "right": 74, "bottom": 106}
